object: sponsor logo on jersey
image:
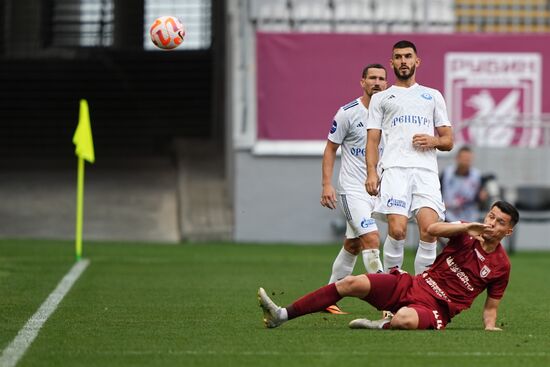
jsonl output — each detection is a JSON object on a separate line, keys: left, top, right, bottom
{"left": 480, "top": 265, "right": 491, "bottom": 278}
{"left": 391, "top": 115, "right": 430, "bottom": 127}
{"left": 421, "top": 93, "right": 433, "bottom": 100}
{"left": 387, "top": 197, "right": 406, "bottom": 208}
{"left": 422, "top": 273, "right": 450, "bottom": 301}
{"left": 357, "top": 121, "right": 364, "bottom": 128}
{"left": 361, "top": 218, "right": 375, "bottom": 228}
{"left": 446, "top": 256, "right": 474, "bottom": 291}
{"left": 330, "top": 120, "right": 337, "bottom": 134}
{"left": 350, "top": 147, "right": 365, "bottom": 156}
{"left": 432, "top": 310, "right": 444, "bottom": 330}
{"left": 387, "top": 94, "right": 396, "bottom": 100}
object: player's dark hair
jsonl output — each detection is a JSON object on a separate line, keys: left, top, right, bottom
{"left": 457, "top": 145, "right": 472, "bottom": 154}
{"left": 362, "top": 63, "right": 386, "bottom": 79}
{"left": 492, "top": 200, "right": 519, "bottom": 227}
{"left": 393, "top": 40, "right": 417, "bottom": 54}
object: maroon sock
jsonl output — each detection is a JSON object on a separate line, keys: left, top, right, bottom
{"left": 286, "top": 283, "right": 342, "bottom": 320}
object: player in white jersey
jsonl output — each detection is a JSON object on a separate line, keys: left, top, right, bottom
{"left": 366, "top": 40, "right": 454, "bottom": 276}
{"left": 321, "top": 64, "right": 387, "bottom": 314}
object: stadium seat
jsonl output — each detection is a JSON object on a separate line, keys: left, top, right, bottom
{"left": 372, "top": 0, "right": 416, "bottom": 33}
{"left": 425, "top": 0, "right": 455, "bottom": 33}
{"left": 333, "top": 0, "right": 374, "bottom": 33}
{"left": 515, "top": 186, "right": 550, "bottom": 212}
{"left": 509, "top": 185, "right": 550, "bottom": 252}
{"left": 290, "top": 0, "right": 334, "bottom": 32}
{"left": 250, "top": 0, "right": 292, "bottom": 31}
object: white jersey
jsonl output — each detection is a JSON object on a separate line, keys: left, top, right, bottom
{"left": 328, "top": 98, "right": 369, "bottom": 194}
{"left": 366, "top": 83, "right": 451, "bottom": 173}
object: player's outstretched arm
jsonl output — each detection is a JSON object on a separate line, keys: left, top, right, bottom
{"left": 427, "top": 221, "right": 490, "bottom": 238}
{"left": 483, "top": 296, "right": 502, "bottom": 331}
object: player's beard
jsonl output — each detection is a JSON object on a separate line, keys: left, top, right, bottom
{"left": 393, "top": 64, "right": 416, "bottom": 81}
{"left": 367, "top": 87, "right": 382, "bottom": 97}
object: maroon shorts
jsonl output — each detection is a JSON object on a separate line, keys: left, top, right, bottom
{"left": 362, "top": 270, "right": 450, "bottom": 330}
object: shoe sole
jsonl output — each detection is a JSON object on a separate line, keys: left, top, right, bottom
{"left": 349, "top": 319, "right": 370, "bottom": 329}
{"left": 324, "top": 306, "right": 349, "bottom": 315}
{"left": 257, "top": 288, "right": 273, "bottom": 328}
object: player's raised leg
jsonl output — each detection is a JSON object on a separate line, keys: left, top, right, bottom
{"left": 258, "top": 275, "right": 372, "bottom": 328}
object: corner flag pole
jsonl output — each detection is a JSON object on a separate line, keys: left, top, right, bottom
{"left": 75, "top": 157, "right": 85, "bottom": 261}
{"left": 72, "top": 99, "right": 95, "bottom": 261}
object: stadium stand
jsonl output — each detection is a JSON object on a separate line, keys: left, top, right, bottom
{"left": 291, "top": 0, "right": 334, "bottom": 32}
{"left": 455, "top": 0, "right": 550, "bottom": 33}
{"left": 249, "top": 0, "right": 293, "bottom": 31}
{"left": 332, "top": 0, "right": 374, "bottom": 32}
{"left": 249, "top": 0, "right": 550, "bottom": 33}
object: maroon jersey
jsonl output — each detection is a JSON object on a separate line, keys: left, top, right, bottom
{"left": 418, "top": 231, "right": 511, "bottom": 318}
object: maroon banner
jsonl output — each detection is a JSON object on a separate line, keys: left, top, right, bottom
{"left": 257, "top": 33, "right": 550, "bottom": 147}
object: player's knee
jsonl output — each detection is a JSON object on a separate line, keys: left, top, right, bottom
{"left": 389, "top": 227, "right": 406, "bottom": 241}
{"left": 360, "top": 232, "right": 380, "bottom": 250}
{"left": 391, "top": 308, "right": 419, "bottom": 330}
{"left": 336, "top": 275, "right": 369, "bottom": 297}
{"left": 418, "top": 227, "right": 436, "bottom": 242}
{"left": 344, "top": 239, "right": 361, "bottom": 255}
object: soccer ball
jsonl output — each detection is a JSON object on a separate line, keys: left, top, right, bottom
{"left": 149, "top": 16, "right": 185, "bottom": 50}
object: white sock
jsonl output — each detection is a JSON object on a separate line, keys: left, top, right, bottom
{"left": 328, "top": 247, "right": 357, "bottom": 284}
{"left": 414, "top": 240, "right": 437, "bottom": 275}
{"left": 278, "top": 308, "right": 288, "bottom": 321}
{"left": 383, "top": 236, "right": 405, "bottom": 272}
{"left": 362, "top": 249, "right": 383, "bottom": 273}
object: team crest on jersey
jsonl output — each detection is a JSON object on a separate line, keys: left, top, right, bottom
{"left": 421, "top": 93, "right": 432, "bottom": 100}
{"left": 480, "top": 265, "right": 491, "bottom": 278}
{"left": 330, "top": 120, "right": 337, "bottom": 134}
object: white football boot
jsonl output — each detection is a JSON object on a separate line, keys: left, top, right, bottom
{"left": 349, "top": 318, "right": 391, "bottom": 329}
{"left": 258, "top": 287, "right": 285, "bottom": 328}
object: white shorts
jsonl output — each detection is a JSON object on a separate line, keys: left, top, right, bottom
{"left": 375, "top": 167, "right": 446, "bottom": 220}
{"left": 338, "top": 192, "right": 379, "bottom": 239}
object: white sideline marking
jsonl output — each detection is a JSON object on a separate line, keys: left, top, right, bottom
{"left": 113, "top": 350, "right": 548, "bottom": 357}
{"left": 0, "top": 259, "right": 90, "bottom": 367}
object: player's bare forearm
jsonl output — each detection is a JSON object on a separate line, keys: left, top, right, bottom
{"left": 365, "top": 130, "right": 381, "bottom": 176}
{"left": 321, "top": 141, "right": 339, "bottom": 209}
{"left": 483, "top": 297, "right": 502, "bottom": 331}
{"left": 427, "top": 221, "right": 490, "bottom": 238}
{"left": 435, "top": 126, "right": 453, "bottom": 151}
{"left": 322, "top": 141, "right": 338, "bottom": 187}
{"left": 365, "top": 130, "right": 381, "bottom": 195}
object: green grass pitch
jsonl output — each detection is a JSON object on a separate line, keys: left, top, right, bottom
{"left": 1, "top": 239, "right": 549, "bottom": 367}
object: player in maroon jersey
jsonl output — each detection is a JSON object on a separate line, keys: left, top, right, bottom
{"left": 258, "top": 201, "right": 518, "bottom": 330}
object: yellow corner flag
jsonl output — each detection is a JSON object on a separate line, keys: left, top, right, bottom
{"left": 73, "top": 99, "right": 95, "bottom": 163}
{"left": 73, "top": 99, "right": 95, "bottom": 261}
